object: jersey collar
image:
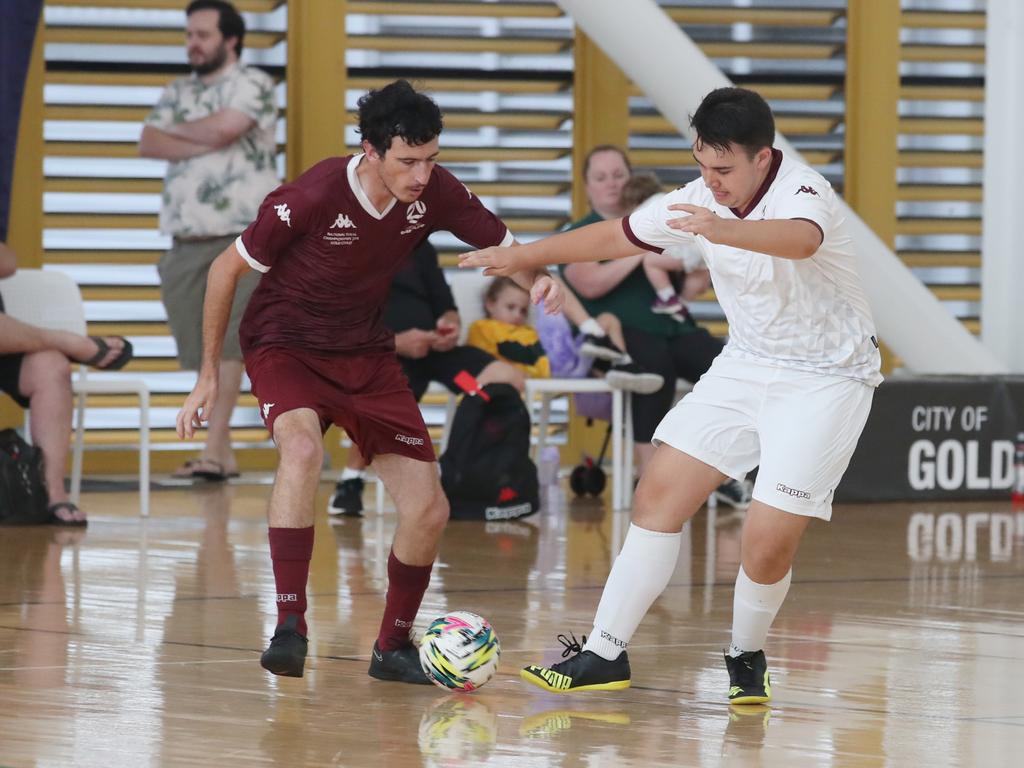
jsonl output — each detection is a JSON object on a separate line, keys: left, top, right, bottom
{"left": 347, "top": 153, "right": 397, "bottom": 220}
{"left": 729, "top": 148, "right": 783, "bottom": 219}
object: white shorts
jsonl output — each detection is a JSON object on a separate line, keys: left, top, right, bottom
{"left": 652, "top": 356, "right": 874, "bottom": 520}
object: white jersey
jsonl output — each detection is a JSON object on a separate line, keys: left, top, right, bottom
{"left": 624, "top": 150, "right": 882, "bottom": 386}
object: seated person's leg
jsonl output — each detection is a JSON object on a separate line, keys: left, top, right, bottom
{"left": 667, "top": 331, "right": 750, "bottom": 508}
{"left": 0, "top": 313, "right": 130, "bottom": 368}
{"left": 16, "top": 350, "right": 86, "bottom": 524}
{"left": 477, "top": 359, "right": 524, "bottom": 392}
{"left": 643, "top": 252, "right": 688, "bottom": 320}
{"left": 619, "top": 328, "right": 676, "bottom": 473}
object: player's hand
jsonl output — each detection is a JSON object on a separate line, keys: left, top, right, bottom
{"left": 396, "top": 328, "right": 437, "bottom": 359}
{"left": 530, "top": 274, "right": 563, "bottom": 315}
{"left": 459, "top": 246, "right": 523, "bottom": 277}
{"left": 177, "top": 373, "right": 218, "bottom": 439}
{"left": 666, "top": 203, "right": 726, "bottom": 242}
{"left": 432, "top": 317, "right": 459, "bottom": 351}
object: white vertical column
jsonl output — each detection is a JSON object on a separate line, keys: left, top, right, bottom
{"left": 981, "top": 0, "right": 1024, "bottom": 371}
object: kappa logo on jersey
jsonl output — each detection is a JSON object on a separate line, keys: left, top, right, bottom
{"left": 795, "top": 185, "right": 819, "bottom": 197}
{"left": 274, "top": 203, "right": 292, "bottom": 227}
{"left": 330, "top": 213, "right": 356, "bottom": 229}
{"left": 262, "top": 402, "right": 274, "bottom": 419}
{"left": 406, "top": 200, "right": 427, "bottom": 224}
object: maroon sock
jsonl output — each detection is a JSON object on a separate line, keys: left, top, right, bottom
{"left": 377, "top": 550, "right": 433, "bottom": 651}
{"left": 268, "top": 526, "right": 314, "bottom": 637}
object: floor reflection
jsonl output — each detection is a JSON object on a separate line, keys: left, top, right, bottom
{"left": 0, "top": 487, "right": 1021, "bottom": 766}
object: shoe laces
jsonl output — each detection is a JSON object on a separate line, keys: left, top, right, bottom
{"left": 556, "top": 632, "right": 587, "bottom": 658}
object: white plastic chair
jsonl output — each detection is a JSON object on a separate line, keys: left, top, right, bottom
{"left": 0, "top": 269, "right": 151, "bottom": 516}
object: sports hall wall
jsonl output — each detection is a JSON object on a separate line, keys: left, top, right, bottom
{"left": 1, "top": 1, "right": 993, "bottom": 499}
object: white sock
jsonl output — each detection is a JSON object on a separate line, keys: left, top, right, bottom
{"left": 579, "top": 317, "right": 605, "bottom": 337}
{"left": 728, "top": 566, "right": 792, "bottom": 656}
{"left": 583, "top": 524, "right": 681, "bottom": 660}
{"left": 340, "top": 468, "right": 365, "bottom": 481}
{"left": 656, "top": 286, "right": 675, "bottom": 302}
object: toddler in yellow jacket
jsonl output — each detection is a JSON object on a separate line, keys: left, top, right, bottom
{"left": 468, "top": 277, "right": 551, "bottom": 378}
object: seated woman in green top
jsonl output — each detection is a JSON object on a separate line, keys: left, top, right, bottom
{"left": 561, "top": 146, "right": 747, "bottom": 507}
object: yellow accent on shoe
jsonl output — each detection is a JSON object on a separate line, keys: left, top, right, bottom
{"left": 728, "top": 671, "right": 772, "bottom": 704}
{"left": 519, "top": 709, "right": 631, "bottom": 736}
{"left": 519, "top": 666, "right": 631, "bottom": 694}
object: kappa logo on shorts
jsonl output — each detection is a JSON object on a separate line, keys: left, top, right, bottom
{"left": 330, "top": 212, "right": 356, "bottom": 229}
{"left": 776, "top": 483, "right": 811, "bottom": 499}
{"left": 395, "top": 433, "right": 425, "bottom": 446}
{"left": 274, "top": 203, "right": 292, "bottom": 227}
{"left": 262, "top": 402, "right": 275, "bottom": 419}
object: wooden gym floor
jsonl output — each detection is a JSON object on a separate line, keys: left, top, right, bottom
{"left": 0, "top": 481, "right": 1021, "bottom": 767}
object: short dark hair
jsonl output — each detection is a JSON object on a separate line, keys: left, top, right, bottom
{"left": 582, "top": 144, "right": 631, "bottom": 180}
{"left": 690, "top": 87, "right": 775, "bottom": 158}
{"left": 186, "top": 0, "right": 246, "bottom": 56}
{"left": 357, "top": 80, "right": 444, "bottom": 156}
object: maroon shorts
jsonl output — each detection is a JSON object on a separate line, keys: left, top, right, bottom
{"left": 245, "top": 346, "right": 436, "bottom": 463}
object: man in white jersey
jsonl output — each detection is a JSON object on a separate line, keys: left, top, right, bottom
{"left": 460, "top": 87, "right": 881, "bottom": 703}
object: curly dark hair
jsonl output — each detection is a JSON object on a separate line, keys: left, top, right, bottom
{"left": 357, "top": 80, "right": 444, "bottom": 155}
{"left": 690, "top": 87, "right": 775, "bottom": 158}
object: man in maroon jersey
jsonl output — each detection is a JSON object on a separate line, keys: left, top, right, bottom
{"left": 176, "top": 80, "right": 562, "bottom": 680}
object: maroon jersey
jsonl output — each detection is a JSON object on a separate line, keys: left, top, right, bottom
{"left": 236, "top": 154, "right": 512, "bottom": 354}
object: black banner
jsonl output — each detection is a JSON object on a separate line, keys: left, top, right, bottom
{"left": 838, "top": 376, "right": 1024, "bottom": 502}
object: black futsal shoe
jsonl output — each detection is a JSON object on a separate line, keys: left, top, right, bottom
{"left": 521, "top": 633, "right": 631, "bottom": 693}
{"left": 260, "top": 614, "right": 308, "bottom": 678}
{"left": 724, "top": 649, "right": 772, "bottom": 704}
{"left": 327, "top": 477, "right": 365, "bottom": 518}
{"left": 368, "top": 641, "right": 431, "bottom": 685}
{"left": 580, "top": 334, "right": 627, "bottom": 363}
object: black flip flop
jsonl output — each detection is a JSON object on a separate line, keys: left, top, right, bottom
{"left": 83, "top": 336, "right": 134, "bottom": 370}
{"left": 48, "top": 501, "right": 88, "bottom": 528}
{"left": 191, "top": 459, "right": 229, "bottom": 482}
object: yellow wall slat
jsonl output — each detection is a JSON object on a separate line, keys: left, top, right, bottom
{"left": 901, "top": 252, "right": 981, "bottom": 268}
{"left": 350, "top": 1, "right": 563, "bottom": 18}
{"left": 898, "top": 151, "right": 983, "bottom": 168}
{"left": 896, "top": 218, "right": 982, "bottom": 236}
{"left": 46, "top": 27, "right": 284, "bottom": 48}
{"left": 897, "top": 185, "right": 981, "bottom": 202}
{"left": 901, "top": 11, "right": 986, "bottom": 29}
{"left": 901, "top": 44, "right": 985, "bottom": 63}
{"left": 898, "top": 117, "right": 984, "bottom": 135}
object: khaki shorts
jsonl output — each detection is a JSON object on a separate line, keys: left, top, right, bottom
{"left": 158, "top": 235, "right": 260, "bottom": 370}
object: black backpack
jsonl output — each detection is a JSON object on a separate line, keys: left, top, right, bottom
{"left": 440, "top": 383, "right": 540, "bottom": 521}
{"left": 0, "top": 428, "right": 50, "bottom": 525}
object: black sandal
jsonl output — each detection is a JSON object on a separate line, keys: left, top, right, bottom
{"left": 48, "top": 501, "right": 88, "bottom": 528}
{"left": 82, "top": 336, "right": 134, "bottom": 370}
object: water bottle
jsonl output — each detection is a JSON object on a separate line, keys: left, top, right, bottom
{"left": 538, "top": 445, "right": 560, "bottom": 487}
{"left": 1013, "top": 432, "right": 1024, "bottom": 504}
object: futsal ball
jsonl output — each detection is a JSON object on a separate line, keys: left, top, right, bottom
{"left": 419, "top": 611, "right": 501, "bottom": 691}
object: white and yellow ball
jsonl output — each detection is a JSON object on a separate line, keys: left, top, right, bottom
{"left": 418, "top": 611, "right": 501, "bottom": 691}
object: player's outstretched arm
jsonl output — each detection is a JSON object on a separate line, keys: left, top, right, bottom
{"left": 459, "top": 219, "right": 639, "bottom": 277}
{"left": 667, "top": 203, "right": 821, "bottom": 260}
{"left": 176, "top": 243, "right": 250, "bottom": 439}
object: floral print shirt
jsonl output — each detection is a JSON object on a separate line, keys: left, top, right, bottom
{"left": 145, "top": 64, "right": 280, "bottom": 237}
